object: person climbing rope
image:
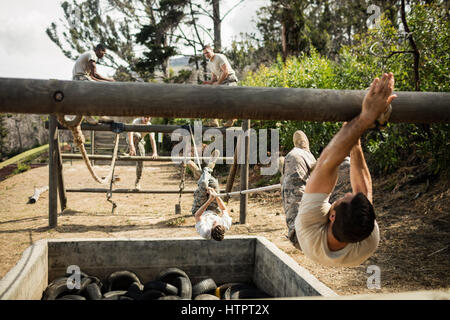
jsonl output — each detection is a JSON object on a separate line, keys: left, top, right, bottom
{"left": 294, "top": 72, "right": 397, "bottom": 267}
{"left": 201, "top": 44, "right": 238, "bottom": 128}
{"left": 72, "top": 43, "right": 115, "bottom": 125}
{"left": 126, "top": 116, "right": 158, "bottom": 190}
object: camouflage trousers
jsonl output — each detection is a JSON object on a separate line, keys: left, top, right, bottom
{"left": 72, "top": 74, "right": 94, "bottom": 81}
{"left": 282, "top": 178, "right": 307, "bottom": 250}
{"left": 132, "top": 135, "right": 146, "bottom": 184}
{"left": 191, "top": 167, "right": 220, "bottom": 215}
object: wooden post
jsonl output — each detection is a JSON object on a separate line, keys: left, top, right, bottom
{"left": 48, "top": 115, "right": 58, "bottom": 228}
{"left": 56, "top": 130, "right": 67, "bottom": 211}
{"left": 225, "top": 135, "right": 241, "bottom": 202}
{"left": 240, "top": 120, "right": 250, "bottom": 224}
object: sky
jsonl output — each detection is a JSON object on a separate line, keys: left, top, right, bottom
{"left": 0, "top": 0, "right": 269, "bottom": 81}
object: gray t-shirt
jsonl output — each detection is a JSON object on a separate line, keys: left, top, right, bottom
{"left": 72, "top": 51, "right": 98, "bottom": 77}
{"left": 207, "top": 53, "right": 237, "bottom": 81}
{"left": 295, "top": 193, "right": 380, "bottom": 267}
{"left": 126, "top": 117, "right": 155, "bottom": 144}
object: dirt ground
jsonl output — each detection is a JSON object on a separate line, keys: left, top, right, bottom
{"left": 0, "top": 159, "right": 448, "bottom": 296}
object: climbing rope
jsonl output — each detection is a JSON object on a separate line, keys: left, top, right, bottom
{"left": 56, "top": 114, "right": 120, "bottom": 185}
{"left": 188, "top": 124, "right": 202, "bottom": 172}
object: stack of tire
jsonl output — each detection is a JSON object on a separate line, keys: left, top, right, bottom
{"left": 42, "top": 267, "right": 272, "bottom": 300}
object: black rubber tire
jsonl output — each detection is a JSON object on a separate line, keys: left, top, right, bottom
{"left": 103, "top": 290, "right": 128, "bottom": 299}
{"left": 158, "top": 267, "right": 190, "bottom": 286}
{"left": 56, "top": 294, "right": 86, "bottom": 300}
{"left": 86, "top": 276, "right": 103, "bottom": 289}
{"left": 84, "top": 283, "right": 102, "bottom": 300}
{"left": 74, "top": 276, "right": 93, "bottom": 295}
{"left": 194, "top": 294, "right": 220, "bottom": 300}
{"left": 143, "top": 280, "right": 178, "bottom": 296}
{"left": 223, "top": 283, "right": 254, "bottom": 300}
{"left": 192, "top": 278, "right": 217, "bottom": 297}
{"left": 230, "top": 288, "right": 272, "bottom": 299}
{"left": 174, "top": 276, "right": 192, "bottom": 300}
{"left": 125, "top": 282, "right": 143, "bottom": 300}
{"left": 157, "top": 295, "right": 181, "bottom": 300}
{"left": 42, "top": 277, "right": 75, "bottom": 300}
{"left": 105, "top": 270, "right": 141, "bottom": 291}
{"left": 65, "top": 270, "right": 89, "bottom": 279}
{"left": 216, "top": 283, "right": 250, "bottom": 300}
{"left": 137, "top": 289, "right": 165, "bottom": 300}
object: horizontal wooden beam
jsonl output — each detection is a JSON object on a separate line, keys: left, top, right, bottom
{"left": 65, "top": 188, "right": 224, "bottom": 194}
{"left": 61, "top": 154, "right": 234, "bottom": 162}
{"left": 1, "top": 77, "right": 449, "bottom": 123}
{"left": 45, "top": 121, "right": 232, "bottom": 133}
{"left": 218, "top": 184, "right": 281, "bottom": 198}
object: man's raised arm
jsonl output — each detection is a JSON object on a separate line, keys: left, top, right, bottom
{"left": 305, "top": 73, "right": 397, "bottom": 194}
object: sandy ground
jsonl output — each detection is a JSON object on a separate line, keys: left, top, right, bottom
{"left": 0, "top": 160, "right": 448, "bottom": 296}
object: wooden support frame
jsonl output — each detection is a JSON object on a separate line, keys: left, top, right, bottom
{"left": 61, "top": 154, "right": 234, "bottom": 162}
{"left": 240, "top": 120, "right": 250, "bottom": 224}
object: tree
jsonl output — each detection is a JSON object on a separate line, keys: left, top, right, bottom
{"left": 46, "top": 0, "right": 190, "bottom": 81}
{"left": 135, "top": 0, "right": 188, "bottom": 78}
{"left": 254, "top": 0, "right": 401, "bottom": 61}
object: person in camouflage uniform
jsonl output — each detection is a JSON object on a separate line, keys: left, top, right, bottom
{"left": 280, "top": 130, "right": 352, "bottom": 249}
{"left": 191, "top": 150, "right": 221, "bottom": 215}
{"left": 280, "top": 130, "right": 316, "bottom": 249}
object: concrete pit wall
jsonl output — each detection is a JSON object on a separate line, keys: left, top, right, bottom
{"left": 0, "top": 236, "right": 337, "bottom": 300}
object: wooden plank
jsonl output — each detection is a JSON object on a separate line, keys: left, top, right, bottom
{"left": 48, "top": 115, "right": 58, "bottom": 228}
{"left": 240, "top": 120, "right": 250, "bottom": 224}
{"left": 56, "top": 131, "right": 67, "bottom": 211}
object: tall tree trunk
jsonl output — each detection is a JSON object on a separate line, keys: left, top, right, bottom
{"left": 212, "top": 0, "right": 221, "bottom": 51}
{"left": 281, "top": 21, "right": 287, "bottom": 61}
{"left": 400, "top": 0, "right": 420, "bottom": 91}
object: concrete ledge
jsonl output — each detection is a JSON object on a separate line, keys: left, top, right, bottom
{"left": 0, "top": 239, "right": 48, "bottom": 300}
{"left": 253, "top": 236, "right": 337, "bottom": 297}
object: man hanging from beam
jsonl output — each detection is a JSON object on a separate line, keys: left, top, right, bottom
{"left": 201, "top": 44, "right": 238, "bottom": 128}
{"left": 72, "top": 43, "right": 115, "bottom": 125}
{"left": 126, "top": 116, "right": 158, "bottom": 190}
{"left": 191, "top": 150, "right": 231, "bottom": 241}
{"left": 293, "top": 72, "right": 397, "bottom": 267}
{"left": 279, "top": 130, "right": 317, "bottom": 249}
{"left": 280, "top": 130, "right": 351, "bottom": 249}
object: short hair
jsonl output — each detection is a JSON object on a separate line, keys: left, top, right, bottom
{"left": 202, "top": 44, "right": 213, "bottom": 51}
{"left": 293, "top": 130, "right": 309, "bottom": 150}
{"left": 332, "top": 192, "right": 375, "bottom": 243}
{"left": 95, "top": 43, "right": 106, "bottom": 52}
{"left": 211, "top": 225, "right": 225, "bottom": 241}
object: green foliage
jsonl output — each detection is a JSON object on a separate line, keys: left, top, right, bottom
{"left": 163, "top": 69, "right": 193, "bottom": 83}
{"left": 12, "top": 162, "right": 31, "bottom": 175}
{"left": 242, "top": 3, "right": 449, "bottom": 176}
